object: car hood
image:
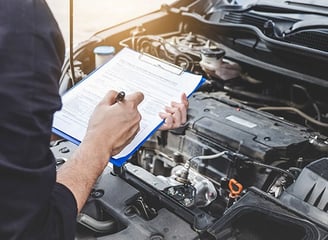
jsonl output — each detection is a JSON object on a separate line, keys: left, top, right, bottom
{"left": 53, "top": 1, "right": 328, "bottom": 239}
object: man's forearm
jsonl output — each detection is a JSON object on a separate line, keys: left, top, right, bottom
{"left": 56, "top": 91, "right": 143, "bottom": 212}
{"left": 56, "top": 141, "right": 109, "bottom": 212}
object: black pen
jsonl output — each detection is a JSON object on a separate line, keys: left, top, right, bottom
{"left": 115, "top": 91, "right": 125, "bottom": 102}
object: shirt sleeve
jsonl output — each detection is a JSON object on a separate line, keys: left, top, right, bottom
{"left": 0, "top": 1, "right": 77, "bottom": 239}
{"left": 48, "top": 183, "right": 78, "bottom": 240}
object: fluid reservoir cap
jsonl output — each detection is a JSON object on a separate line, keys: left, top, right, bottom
{"left": 93, "top": 46, "right": 115, "bottom": 55}
{"left": 201, "top": 48, "right": 225, "bottom": 59}
{"left": 94, "top": 46, "right": 116, "bottom": 68}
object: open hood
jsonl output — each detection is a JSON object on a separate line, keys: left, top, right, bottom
{"left": 51, "top": 0, "right": 328, "bottom": 239}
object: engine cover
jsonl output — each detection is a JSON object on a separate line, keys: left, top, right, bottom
{"left": 186, "top": 92, "right": 313, "bottom": 163}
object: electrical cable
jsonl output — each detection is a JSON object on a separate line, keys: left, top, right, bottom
{"left": 188, "top": 151, "right": 228, "bottom": 162}
{"left": 291, "top": 84, "right": 321, "bottom": 121}
{"left": 257, "top": 106, "right": 328, "bottom": 128}
{"left": 244, "top": 160, "right": 296, "bottom": 181}
{"left": 223, "top": 151, "right": 297, "bottom": 181}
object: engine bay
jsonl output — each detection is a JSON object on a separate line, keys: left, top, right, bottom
{"left": 52, "top": 1, "right": 328, "bottom": 239}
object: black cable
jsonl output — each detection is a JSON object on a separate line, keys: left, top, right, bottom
{"left": 69, "top": 0, "right": 76, "bottom": 84}
{"left": 244, "top": 160, "right": 296, "bottom": 181}
{"left": 257, "top": 106, "right": 328, "bottom": 128}
{"left": 291, "top": 84, "right": 321, "bottom": 121}
{"left": 224, "top": 151, "right": 297, "bottom": 181}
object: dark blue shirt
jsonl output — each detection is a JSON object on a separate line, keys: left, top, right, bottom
{"left": 0, "top": 0, "right": 77, "bottom": 239}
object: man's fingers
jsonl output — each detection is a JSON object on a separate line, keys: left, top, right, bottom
{"left": 102, "top": 90, "right": 119, "bottom": 105}
{"left": 111, "top": 123, "right": 140, "bottom": 156}
{"left": 169, "top": 102, "right": 187, "bottom": 124}
{"left": 159, "top": 112, "right": 173, "bottom": 130}
{"left": 180, "top": 103, "right": 187, "bottom": 124}
{"left": 181, "top": 93, "right": 189, "bottom": 108}
{"left": 172, "top": 109, "right": 182, "bottom": 128}
{"left": 102, "top": 91, "right": 144, "bottom": 106}
{"left": 125, "top": 91, "right": 144, "bottom": 106}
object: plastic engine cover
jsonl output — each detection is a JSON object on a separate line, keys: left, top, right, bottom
{"left": 187, "top": 92, "right": 313, "bottom": 163}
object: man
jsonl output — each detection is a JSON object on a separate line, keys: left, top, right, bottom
{"left": 0, "top": 1, "right": 188, "bottom": 239}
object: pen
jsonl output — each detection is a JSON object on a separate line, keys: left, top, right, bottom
{"left": 115, "top": 91, "right": 125, "bottom": 102}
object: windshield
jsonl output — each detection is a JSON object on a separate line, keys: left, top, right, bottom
{"left": 46, "top": 0, "right": 175, "bottom": 44}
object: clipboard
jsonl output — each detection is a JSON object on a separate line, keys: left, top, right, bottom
{"left": 52, "top": 47, "right": 205, "bottom": 166}
{"left": 138, "top": 52, "right": 184, "bottom": 75}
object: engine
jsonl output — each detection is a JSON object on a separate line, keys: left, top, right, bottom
{"left": 52, "top": 3, "right": 328, "bottom": 239}
{"left": 121, "top": 29, "right": 328, "bottom": 210}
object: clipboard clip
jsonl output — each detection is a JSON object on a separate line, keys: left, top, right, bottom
{"left": 138, "top": 52, "right": 184, "bottom": 75}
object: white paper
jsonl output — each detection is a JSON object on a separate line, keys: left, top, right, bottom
{"left": 53, "top": 47, "right": 203, "bottom": 164}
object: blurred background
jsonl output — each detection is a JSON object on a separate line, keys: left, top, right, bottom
{"left": 46, "top": 0, "right": 175, "bottom": 45}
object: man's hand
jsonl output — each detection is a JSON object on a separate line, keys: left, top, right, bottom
{"left": 83, "top": 90, "right": 144, "bottom": 159}
{"left": 159, "top": 93, "right": 189, "bottom": 130}
{"left": 57, "top": 90, "right": 144, "bottom": 212}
